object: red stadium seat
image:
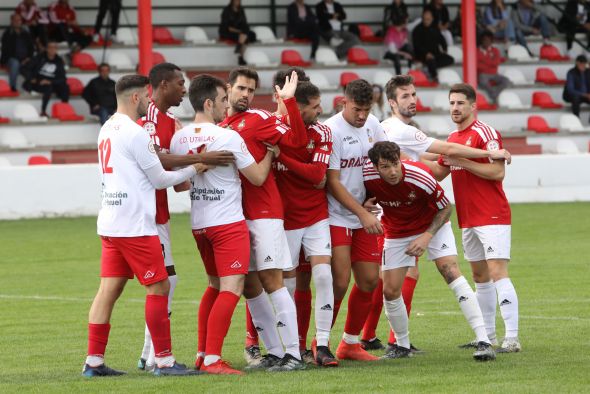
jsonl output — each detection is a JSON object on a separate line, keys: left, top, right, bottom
{"left": 67, "top": 77, "right": 84, "bottom": 96}
{"left": 527, "top": 115, "right": 558, "bottom": 133}
{"left": 89, "top": 32, "right": 112, "bottom": 47}
{"left": 0, "top": 116, "right": 10, "bottom": 123}
{"left": 333, "top": 95, "right": 345, "bottom": 110}
{"left": 153, "top": 27, "right": 182, "bottom": 45}
{"left": 347, "top": 47, "right": 379, "bottom": 65}
{"left": 286, "top": 37, "right": 311, "bottom": 43}
{"left": 152, "top": 51, "right": 166, "bottom": 65}
{"left": 476, "top": 93, "right": 498, "bottom": 111}
{"left": 72, "top": 52, "right": 97, "bottom": 71}
{"left": 28, "top": 155, "right": 51, "bottom": 165}
{"left": 539, "top": 44, "right": 569, "bottom": 61}
{"left": 0, "top": 79, "right": 19, "bottom": 97}
{"left": 340, "top": 72, "right": 360, "bottom": 87}
{"left": 281, "top": 50, "right": 311, "bottom": 67}
{"left": 531, "top": 91, "right": 563, "bottom": 109}
{"left": 408, "top": 70, "right": 438, "bottom": 87}
{"left": 535, "top": 67, "right": 565, "bottom": 85}
{"left": 358, "top": 24, "right": 382, "bottom": 43}
{"left": 416, "top": 98, "right": 431, "bottom": 112}
{"left": 51, "top": 102, "right": 84, "bottom": 121}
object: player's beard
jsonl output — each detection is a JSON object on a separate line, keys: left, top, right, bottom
{"left": 452, "top": 112, "right": 467, "bottom": 124}
{"left": 231, "top": 98, "right": 249, "bottom": 113}
{"left": 137, "top": 100, "right": 148, "bottom": 118}
{"left": 399, "top": 104, "right": 416, "bottom": 118}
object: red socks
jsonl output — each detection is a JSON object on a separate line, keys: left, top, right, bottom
{"left": 198, "top": 286, "right": 219, "bottom": 354}
{"left": 87, "top": 323, "right": 110, "bottom": 357}
{"left": 294, "top": 289, "right": 313, "bottom": 350}
{"left": 362, "top": 278, "right": 384, "bottom": 341}
{"left": 206, "top": 291, "right": 240, "bottom": 357}
{"left": 344, "top": 285, "right": 373, "bottom": 336}
{"left": 389, "top": 276, "right": 418, "bottom": 344}
{"left": 145, "top": 294, "right": 172, "bottom": 357}
{"left": 245, "top": 303, "right": 259, "bottom": 347}
{"left": 331, "top": 298, "right": 343, "bottom": 328}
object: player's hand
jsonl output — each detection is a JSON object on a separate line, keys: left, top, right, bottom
{"left": 193, "top": 163, "right": 210, "bottom": 174}
{"left": 264, "top": 143, "right": 280, "bottom": 158}
{"left": 360, "top": 211, "right": 383, "bottom": 235}
{"left": 441, "top": 155, "right": 459, "bottom": 167}
{"left": 490, "top": 149, "right": 511, "bottom": 164}
{"left": 198, "top": 150, "right": 235, "bottom": 166}
{"left": 314, "top": 175, "right": 327, "bottom": 189}
{"left": 405, "top": 233, "right": 432, "bottom": 257}
{"left": 173, "top": 180, "right": 191, "bottom": 192}
{"left": 363, "top": 197, "right": 382, "bottom": 216}
{"left": 275, "top": 71, "right": 299, "bottom": 101}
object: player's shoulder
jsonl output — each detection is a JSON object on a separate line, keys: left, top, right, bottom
{"left": 366, "top": 113, "right": 384, "bottom": 130}
{"left": 309, "top": 122, "right": 332, "bottom": 142}
{"left": 402, "top": 161, "right": 437, "bottom": 191}
{"left": 470, "top": 120, "right": 501, "bottom": 142}
{"left": 362, "top": 160, "right": 380, "bottom": 181}
{"left": 323, "top": 112, "right": 344, "bottom": 131}
{"left": 245, "top": 108, "right": 274, "bottom": 121}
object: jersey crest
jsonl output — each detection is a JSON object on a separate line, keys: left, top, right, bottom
{"left": 237, "top": 119, "right": 246, "bottom": 130}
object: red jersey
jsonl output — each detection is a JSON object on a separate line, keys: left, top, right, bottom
{"left": 137, "top": 101, "right": 177, "bottom": 224}
{"left": 274, "top": 122, "right": 332, "bottom": 230}
{"left": 364, "top": 160, "right": 449, "bottom": 238}
{"left": 218, "top": 97, "right": 308, "bottom": 220}
{"left": 48, "top": 1, "right": 76, "bottom": 24}
{"left": 15, "top": 2, "right": 48, "bottom": 25}
{"left": 438, "top": 119, "right": 511, "bottom": 228}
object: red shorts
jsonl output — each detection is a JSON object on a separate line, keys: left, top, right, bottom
{"left": 100, "top": 235, "right": 168, "bottom": 286}
{"left": 296, "top": 249, "right": 311, "bottom": 273}
{"left": 330, "top": 225, "right": 382, "bottom": 264}
{"left": 192, "top": 220, "right": 250, "bottom": 277}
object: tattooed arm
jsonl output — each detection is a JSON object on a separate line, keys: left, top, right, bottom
{"left": 405, "top": 204, "right": 452, "bottom": 257}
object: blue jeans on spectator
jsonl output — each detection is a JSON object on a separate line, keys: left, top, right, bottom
{"left": 92, "top": 106, "right": 113, "bottom": 125}
{"left": 7, "top": 57, "right": 20, "bottom": 91}
{"left": 493, "top": 19, "right": 516, "bottom": 42}
{"left": 515, "top": 13, "right": 551, "bottom": 50}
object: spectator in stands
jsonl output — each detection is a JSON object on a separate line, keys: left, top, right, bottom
{"left": 287, "top": 0, "right": 321, "bottom": 60}
{"left": 383, "top": 0, "right": 409, "bottom": 33}
{"left": 484, "top": 0, "right": 516, "bottom": 44}
{"left": 15, "top": 0, "right": 48, "bottom": 50}
{"left": 558, "top": 0, "right": 590, "bottom": 51}
{"left": 412, "top": 8, "right": 454, "bottom": 82}
{"left": 93, "top": 0, "right": 122, "bottom": 41}
{"left": 477, "top": 31, "right": 511, "bottom": 103}
{"left": 370, "top": 84, "right": 388, "bottom": 121}
{"left": 512, "top": 0, "right": 552, "bottom": 53}
{"left": 23, "top": 41, "right": 69, "bottom": 117}
{"left": 563, "top": 55, "right": 590, "bottom": 119}
{"left": 1, "top": 14, "right": 35, "bottom": 92}
{"left": 451, "top": 5, "right": 490, "bottom": 39}
{"left": 315, "top": 0, "right": 359, "bottom": 59}
{"left": 219, "top": 0, "right": 257, "bottom": 66}
{"left": 383, "top": 17, "right": 412, "bottom": 75}
{"left": 82, "top": 63, "right": 116, "bottom": 124}
{"left": 424, "top": 0, "right": 453, "bottom": 46}
{"left": 48, "top": 0, "right": 92, "bottom": 52}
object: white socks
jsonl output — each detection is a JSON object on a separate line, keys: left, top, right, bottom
{"left": 312, "top": 264, "right": 333, "bottom": 347}
{"left": 85, "top": 355, "right": 104, "bottom": 367}
{"left": 342, "top": 332, "right": 359, "bottom": 345}
{"left": 204, "top": 355, "right": 220, "bottom": 366}
{"left": 495, "top": 278, "right": 519, "bottom": 338}
{"left": 449, "top": 276, "right": 489, "bottom": 343}
{"left": 384, "top": 296, "right": 410, "bottom": 349}
{"left": 284, "top": 276, "right": 296, "bottom": 299}
{"left": 270, "top": 287, "right": 301, "bottom": 359}
{"left": 475, "top": 280, "right": 497, "bottom": 341}
{"left": 155, "top": 355, "right": 175, "bottom": 368}
{"left": 246, "top": 291, "right": 285, "bottom": 358}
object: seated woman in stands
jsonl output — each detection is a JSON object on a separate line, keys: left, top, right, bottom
{"left": 219, "top": 0, "right": 257, "bottom": 65}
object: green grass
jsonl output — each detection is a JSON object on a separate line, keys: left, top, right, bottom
{"left": 1, "top": 203, "right": 589, "bottom": 393}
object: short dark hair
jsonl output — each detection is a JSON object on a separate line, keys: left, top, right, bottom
{"left": 149, "top": 62, "right": 181, "bottom": 88}
{"left": 272, "top": 67, "right": 310, "bottom": 89}
{"left": 189, "top": 74, "right": 226, "bottom": 112}
{"left": 576, "top": 54, "right": 588, "bottom": 63}
{"left": 449, "top": 83, "right": 476, "bottom": 103}
{"left": 344, "top": 79, "right": 373, "bottom": 106}
{"left": 228, "top": 66, "right": 259, "bottom": 88}
{"left": 294, "top": 81, "right": 320, "bottom": 105}
{"left": 385, "top": 74, "right": 414, "bottom": 101}
{"left": 115, "top": 74, "right": 150, "bottom": 96}
{"left": 368, "top": 141, "right": 401, "bottom": 166}
{"left": 479, "top": 30, "right": 494, "bottom": 43}
{"left": 97, "top": 62, "right": 110, "bottom": 71}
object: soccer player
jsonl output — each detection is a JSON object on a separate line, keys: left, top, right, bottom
{"left": 83, "top": 74, "right": 200, "bottom": 377}
{"left": 425, "top": 83, "right": 521, "bottom": 353}
{"left": 218, "top": 67, "right": 308, "bottom": 371}
{"left": 325, "top": 79, "right": 387, "bottom": 361}
{"left": 170, "top": 74, "right": 275, "bottom": 375}
{"left": 364, "top": 141, "right": 496, "bottom": 362}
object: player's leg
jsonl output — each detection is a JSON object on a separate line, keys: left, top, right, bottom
{"left": 329, "top": 226, "right": 353, "bottom": 327}
{"left": 361, "top": 233, "right": 386, "bottom": 350}
{"left": 295, "top": 261, "right": 314, "bottom": 362}
{"left": 283, "top": 268, "right": 296, "bottom": 298}
{"left": 387, "top": 264, "right": 420, "bottom": 352}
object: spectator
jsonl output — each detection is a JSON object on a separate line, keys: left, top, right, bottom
{"left": 370, "top": 84, "right": 389, "bottom": 121}
{"left": 315, "top": 0, "right": 359, "bottom": 59}
{"left": 1, "top": 14, "right": 35, "bottom": 92}
{"left": 287, "top": 0, "right": 321, "bottom": 60}
{"left": 563, "top": 55, "right": 590, "bottom": 119}
{"left": 424, "top": 0, "right": 453, "bottom": 46}
{"left": 15, "top": 0, "right": 48, "bottom": 50}
{"left": 383, "top": 0, "right": 409, "bottom": 32}
{"left": 219, "top": 0, "right": 257, "bottom": 66}
{"left": 383, "top": 18, "right": 412, "bottom": 75}
{"left": 48, "top": 0, "right": 92, "bottom": 52}
{"left": 82, "top": 63, "right": 116, "bottom": 124}
{"left": 558, "top": 0, "right": 590, "bottom": 51}
{"left": 451, "top": 5, "right": 490, "bottom": 38}
{"left": 412, "top": 8, "right": 454, "bottom": 82}
{"left": 484, "top": 0, "right": 516, "bottom": 43}
{"left": 477, "top": 31, "right": 511, "bottom": 103}
{"left": 23, "top": 41, "right": 69, "bottom": 117}
{"left": 93, "top": 0, "right": 122, "bottom": 41}
{"left": 512, "top": 0, "right": 552, "bottom": 53}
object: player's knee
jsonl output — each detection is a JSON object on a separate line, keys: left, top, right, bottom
{"left": 313, "top": 267, "right": 333, "bottom": 290}
{"left": 383, "top": 286, "right": 401, "bottom": 301}
{"left": 436, "top": 260, "right": 460, "bottom": 284}
{"left": 146, "top": 279, "right": 170, "bottom": 296}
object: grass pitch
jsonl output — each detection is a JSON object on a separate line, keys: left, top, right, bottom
{"left": 1, "top": 203, "right": 589, "bottom": 393}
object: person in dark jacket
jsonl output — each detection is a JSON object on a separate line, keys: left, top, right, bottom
{"left": 219, "top": 0, "right": 257, "bottom": 65}
{"left": 287, "top": 0, "right": 320, "bottom": 59}
{"left": 315, "top": 0, "right": 359, "bottom": 59}
{"left": 412, "top": 8, "right": 454, "bottom": 81}
{"left": 563, "top": 55, "right": 590, "bottom": 118}
{"left": 424, "top": 0, "right": 453, "bottom": 46}
{"left": 23, "top": 41, "right": 69, "bottom": 116}
{"left": 383, "top": 0, "right": 409, "bottom": 32}
{"left": 93, "top": 0, "right": 122, "bottom": 41}
{"left": 82, "top": 63, "right": 116, "bottom": 124}
{"left": 558, "top": 0, "right": 590, "bottom": 51}
{"left": 0, "top": 14, "right": 35, "bottom": 92}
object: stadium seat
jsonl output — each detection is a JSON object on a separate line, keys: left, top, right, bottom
{"left": 0, "top": 79, "right": 19, "bottom": 97}
{"left": 347, "top": 47, "right": 379, "bottom": 65}
{"left": 527, "top": 115, "right": 558, "bottom": 133}
{"left": 287, "top": 37, "right": 311, "bottom": 44}
{"left": 184, "top": 26, "right": 214, "bottom": 44}
{"left": 67, "top": 77, "right": 84, "bottom": 96}
{"left": 507, "top": 44, "right": 535, "bottom": 62}
{"left": 373, "top": 70, "right": 393, "bottom": 87}
{"left": 113, "top": 27, "right": 137, "bottom": 45}
{"left": 51, "top": 102, "right": 84, "bottom": 121}
{"left": 252, "top": 26, "right": 282, "bottom": 43}
{"left": 89, "top": 32, "right": 111, "bottom": 47}
{"left": 12, "top": 103, "right": 47, "bottom": 123}
{"left": 555, "top": 139, "right": 580, "bottom": 154}
{"left": 0, "top": 116, "right": 9, "bottom": 123}
{"left": 168, "top": 99, "right": 193, "bottom": 119}
{"left": 307, "top": 71, "right": 334, "bottom": 90}
{"left": 358, "top": 24, "right": 382, "bottom": 43}
{"left": 498, "top": 91, "right": 528, "bottom": 109}
{"left": 539, "top": 44, "right": 569, "bottom": 61}
{"left": 432, "top": 92, "right": 450, "bottom": 110}
{"left": 333, "top": 95, "right": 345, "bottom": 111}
{"left": 501, "top": 68, "right": 529, "bottom": 85}
{"left": 416, "top": 98, "right": 431, "bottom": 112}
{"left": 559, "top": 114, "right": 585, "bottom": 132}
{"left": 476, "top": 93, "right": 498, "bottom": 110}
{"left": 425, "top": 117, "right": 454, "bottom": 136}
{"left": 447, "top": 45, "right": 463, "bottom": 63}
{"left": 340, "top": 72, "right": 360, "bottom": 88}
{"left": 153, "top": 27, "right": 181, "bottom": 45}
{"left": 0, "top": 128, "right": 31, "bottom": 148}
{"left": 0, "top": 157, "right": 10, "bottom": 166}
{"left": 28, "top": 155, "right": 51, "bottom": 165}
{"left": 408, "top": 70, "right": 437, "bottom": 87}
{"left": 532, "top": 91, "right": 563, "bottom": 109}
{"left": 71, "top": 52, "right": 97, "bottom": 71}
{"left": 315, "top": 47, "right": 346, "bottom": 66}
{"left": 152, "top": 51, "right": 166, "bottom": 65}
{"left": 244, "top": 49, "right": 276, "bottom": 67}
{"left": 281, "top": 50, "right": 311, "bottom": 67}
{"left": 107, "top": 52, "right": 133, "bottom": 70}
{"left": 535, "top": 67, "right": 565, "bottom": 85}
{"left": 439, "top": 69, "right": 462, "bottom": 86}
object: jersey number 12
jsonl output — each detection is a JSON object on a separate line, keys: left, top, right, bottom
{"left": 99, "top": 138, "right": 114, "bottom": 174}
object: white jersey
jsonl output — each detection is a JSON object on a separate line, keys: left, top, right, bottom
{"left": 97, "top": 113, "right": 162, "bottom": 237}
{"left": 381, "top": 116, "right": 435, "bottom": 161}
{"left": 326, "top": 112, "right": 387, "bottom": 229}
{"left": 170, "top": 122, "right": 255, "bottom": 229}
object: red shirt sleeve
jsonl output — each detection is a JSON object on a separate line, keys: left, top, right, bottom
{"left": 276, "top": 97, "right": 308, "bottom": 148}
{"left": 277, "top": 154, "right": 327, "bottom": 185}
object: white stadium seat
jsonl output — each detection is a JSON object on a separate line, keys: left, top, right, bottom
{"left": 507, "top": 44, "right": 536, "bottom": 62}
{"left": 438, "top": 68, "right": 462, "bottom": 86}
{"left": 0, "top": 156, "right": 10, "bottom": 166}
{"left": 432, "top": 92, "right": 450, "bottom": 111}
{"left": 252, "top": 26, "right": 283, "bottom": 43}
{"left": 169, "top": 99, "right": 193, "bottom": 119}
{"left": 307, "top": 71, "right": 334, "bottom": 90}
{"left": 372, "top": 70, "right": 393, "bottom": 87}
{"left": 243, "top": 49, "right": 277, "bottom": 67}
{"left": 108, "top": 52, "right": 134, "bottom": 70}
{"left": 447, "top": 45, "right": 463, "bottom": 63}
{"left": 184, "top": 26, "right": 214, "bottom": 44}
{"left": 556, "top": 139, "right": 580, "bottom": 154}
{"left": 425, "top": 117, "right": 455, "bottom": 137}
{"left": 501, "top": 68, "right": 529, "bottom": 85}
{"left": 498, "top": 91, "right": 529, "bottom": 109}
{"left": 12, "top": 103, "right": 47, "bottom": 123}
{"left": 113, "top": 27, "right": 137, "bottom": 45}
{"left": 559, "top": 114, "right": 585, "bottom": 132}
{"left": 0, "top": 128, "right": 32, "bottom": 148}
{"left": 315, "top": 47, "right": 346, "bottom": 66}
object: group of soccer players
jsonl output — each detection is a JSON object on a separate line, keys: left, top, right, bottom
{"left": 82, "top": 61, "right": 521, "bottom": 377}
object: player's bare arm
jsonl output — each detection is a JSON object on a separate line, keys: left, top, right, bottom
{"left": 429, "top": 140, "right": 512, "bottom": 164}
{"left": 420, "top": 159, "right": 451, "bottom": 182}
{"left": 442, "top": 156, "right": 506, "bottom": 181}
{"left": 240, "top": 149, "right": 274, "bottom": 186}
{"left": 363, "top": 196, "right": 382, "bottom": 215}
{"left": 406, "top": 204, "right": 452, "bottom": 257}
{"left": 157, "top": 150, "right": 235, "bottom": 168}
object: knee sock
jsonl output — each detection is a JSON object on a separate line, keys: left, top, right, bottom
{"left": 146, "top": 294, "right": 175, "bottom": 367}
{"left": 449, "top": 276, "right": 489, "bottom": 343}
{"left": 294, "top": 289, "right": 312, "bottom": 350}
{"left": 245, "top": 304, "right": 259, "bottom": 347}
{"left": 312, "top": 264, "right": 334, "bottom": 347}
{"left": 476, "top": 280, "right": 497, "bottom": 341}
{"left": 269, "top": 287, "right": 301, "bottom": 359}
{"left": 247, "top": 291, "right": 284, "bottom": 358}
{"left": 141, "top": 324, "right": 152, "bottom": 361}
{"left": 86, "top": 323, "right": 110, "bottom": 366}
{"left": 495, "top": 278, "right": 519, "bottom": 338}
{"left": 384, "top": 296, "right": 410, "bottom": 349}
{"left": 343, "top": 285, "right": 373, "bottom": 343}
{"left": 204, "top": 291, "right": 240, "bottom": 366}
{"left": 284, "top": 277, "right": 296, "bottom": 299}
{"left": 198, "top": 286, "right": 219, "bottom": 354}
{"left": 389, "top": 276, "right": 418, "bottom": 344}
{"left": 362, "top": 278, "right": 383, "bottom": 341}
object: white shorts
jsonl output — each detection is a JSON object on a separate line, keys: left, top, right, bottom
{"left": 246, "top": 219, "right": 292, "bottom": 272}
{"left": 156, "top": 222, "right": 175, "bottom": 268}
{"left": 462, "top": 225, "right": 511, "bottom": 262}
{"left": 382, "top": 222, "right": 457, "bottom": 271}
{"left": 285, "top": 219, "right": 332, "bottom": 268}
